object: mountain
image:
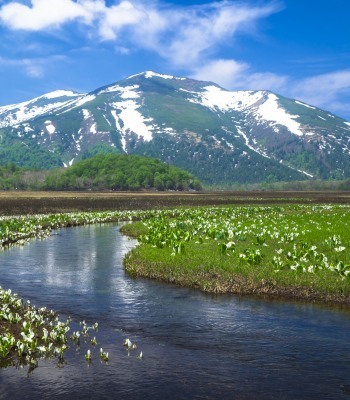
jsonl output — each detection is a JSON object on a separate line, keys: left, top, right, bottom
{"left": 1, "top": 70, "right": 350, "bottom": 184}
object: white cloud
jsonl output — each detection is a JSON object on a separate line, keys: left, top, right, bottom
{"left": 97, "top": 1, "right": 147, "bottom": 40}
{"left": 243, "top": 71, "right": 288, "bottom": 92}
{"left": 133, "top": 2, "right": 280, "bottom": 67}
{"left": 0, "top": 55, "right": 67, "bottom": 78}
{"left": 192, "top": 59, "right": 350, "bottom": 119}
{"left": 4, "top": 1, "right": 348, "bottom": 119}
{"left": 191, "top": 59, "right": 249, "bottom": 88}
{"left": 0, "top": 0, "right": 91, "bottom": 31}
{"left": 291, "top": 70, "right": 350, "bottom": 112}
{"left": 115, "top": 45, "right": 132, "bottom": 55}
{"left": 191, "top": 58, "right": 288, "bottom": 92}
{"left": 0, "top": 1, "right": 280, "bottom": 65}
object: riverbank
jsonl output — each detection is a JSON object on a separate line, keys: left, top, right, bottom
{"left": 0, "top": 210, "right": 152, "bottom": 366}
{"left": 122, "top": 205, "right": 350, "bottom": 305}
{"left": 1, "top": 202, "right": 350, "bottom": 368}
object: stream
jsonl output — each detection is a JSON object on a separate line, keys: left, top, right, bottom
{"left": 0, "top": 223, "right": 350, "bottom": 399}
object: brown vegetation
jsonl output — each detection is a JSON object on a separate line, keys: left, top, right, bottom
{"left": 1, "top": 190, "right": 350, "bottom": 215}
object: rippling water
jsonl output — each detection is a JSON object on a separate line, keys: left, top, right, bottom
{"left": 1, "top": 223, "right": 350, "bottom": 399}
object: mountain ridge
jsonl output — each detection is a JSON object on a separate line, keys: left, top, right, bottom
{"left": 0, "top": 70, "right": 349, "bottom": 184}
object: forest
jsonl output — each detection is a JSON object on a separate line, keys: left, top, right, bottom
{"left": 19, "top": 154, "right": 203, "bottom": 191}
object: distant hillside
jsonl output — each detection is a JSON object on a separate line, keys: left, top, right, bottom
{"left": 44, "top": 154, "right": 202, "bottom": 191}
{"left": 1, "top": 71, "right": 350, "bottom": 184}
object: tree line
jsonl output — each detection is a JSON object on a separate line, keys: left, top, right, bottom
{"left": 43, "top": 154, "right": 202, "bottom": 191}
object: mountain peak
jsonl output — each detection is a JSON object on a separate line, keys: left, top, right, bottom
{"left": 1, "top": 72, "right": 350, "bottom": 183}
{"left": 41, "top": 90, "right": 81, "bottom": 100}
{"left": 127, "top": 71, "right": 186, "bottom": 81}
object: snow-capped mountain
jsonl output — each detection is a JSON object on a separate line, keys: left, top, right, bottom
{"left": 1, "top": 70, "right": 350, "bottom": 184}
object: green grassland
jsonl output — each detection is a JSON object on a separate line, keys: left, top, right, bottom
{"left": 122, "top": 204, "right": 350, "bottom": 304}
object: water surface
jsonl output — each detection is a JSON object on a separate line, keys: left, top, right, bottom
{"left": 0, "top": 223, "right": 350, "bottom": 399}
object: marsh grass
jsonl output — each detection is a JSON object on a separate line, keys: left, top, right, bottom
{"left": 123, "top": 205, "right": 350, "bottom": 304}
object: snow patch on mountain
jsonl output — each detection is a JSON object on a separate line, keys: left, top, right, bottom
{"left": 63, "top": 158, "right": 75, "bottom": 168}
{"left": 128, "top": 71, "right": 186, "bottom": 81}
{"left": 99, "top": 84, "right": 140, "bottom": 99}
{"left": 45, "top": 120, "right": 55, "bottom": 134}
{"left": 187, "top": 86, "right": 263, "bottom": 112}
{"left": 0, "top": 100, "right": 77, "bottom": 128}
{"left": 111, "top": 100, "right": 154, "bottom": 144}
{"left": 296, "top": 168, "right": 313, "bottom": 178}
{"left": 294, "top": 100, "right": 316, "bottom": 109}
{"left": 71, "top": 95, "right": 96, "bottom": 109}
{"left": 90, "top": 123, "right": 97, "bottom": 134}
{"left": 189, "top": 87, "right": 304, "bottom": 137}
{"left": 103, "top": 114, "right": 112, "bottom": 126}
{"left": 60, "top": 95, "right": 96, "bottom": 114}
{"left": 256, "top": 94, "right": 303, "bottom": 136}
{"left": 43, "top": 90, "right": 80, "bottom": 99}
{"left": 163, "top": 127, "right": 176, "bottom": 136}
{"left": 110, "top": 110, "right": 126, "bottom": 151}
{"left": 236, "top": 126, "right": 270, "bottom": 158}
{"left": 82, "top": 109, "right": 92, "bottom": 120}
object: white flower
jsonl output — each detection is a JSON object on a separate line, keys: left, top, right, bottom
{"left": 334, "top": 246, "right": 346, "bottom": 252}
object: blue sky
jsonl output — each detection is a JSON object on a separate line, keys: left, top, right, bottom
{"left": 0, "top": 0, "right": 349, "bottom": 120}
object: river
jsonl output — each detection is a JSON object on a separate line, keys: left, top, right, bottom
{"left": 0, "top": 223, "right": 350, "bottom": 399}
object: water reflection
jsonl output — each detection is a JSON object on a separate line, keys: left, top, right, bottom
{"left": 0, "top": 224, "right": 350, "bottom": 399}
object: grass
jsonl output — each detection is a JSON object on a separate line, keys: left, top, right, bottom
{"left": 2, "top": 201, "right": 350, "bottom": 369}
{"left": 122, "top": 205, "right": 350, "bottom": 305}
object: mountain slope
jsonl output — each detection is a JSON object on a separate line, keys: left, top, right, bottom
{"left": 1, "top": 70, "right": 349, "bottom": 184}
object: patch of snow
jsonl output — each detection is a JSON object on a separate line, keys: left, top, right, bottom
{"left": 82, "top": 109, "right": 92, "bottom": 119}
{"left": 163, "top": 127, "right": 176, "bottom": 136}
{"left": 99, "top": 84, "right": 140, "bottom": 99}
{"left": 111, "top": 100, "right": 154, "bottom": 144}
{"left": 344, "top": 122, "right": 350, "bottom": 127}
{"left": 110, "top": 110, "right": 122, "bottom": 131}
{"left": 128, "top": 71, "right": 186, "bottom": 80}
{"left": 280, "top": 159, "right": 314, "bottom": 178}
{"left": 110, "top": 110, "right": 126, "bottom": 151}
{"left": 256, "top": 94, "right": 304, "bottom": 136}
{"left": 90, "top": 123, "right": 97, "bottom": 134}
{"left": 60, "top": 95, "right": 96, "bottom": 114}
{"left": 211, "top": 135, "right": 221, "bottom": 146}
{"left": 220, "top": 126, "right": 234, "bottom": 135}
{"left": 225, "top": 140, "right": 234, "bottom": 150}
{"left": 294, "top": 100, "right": 315, "bottom": 109}
{"left": 45, "top": 120, "right": 55, "bottom": 134}
{"left": 71, "top": 95, "right": 96, "bottom": 108}
{"left": 24, "top": 125, "right": 33, "bottom": 133}
{"left": 0, "top": 96, "right": 83, "bottom": 128}
{"left": 236, "top": 125, "right": 270, "bottom": 158}
{"left": 318, "top": 116, "right": 326, "bottom": 121}
{"left": 103, "top": 114, "right": 112, "bottom": 126}
{"left": 128, "top": 71, "right": 185, "bottom": 80}
{"left": 188, "top": 86, "right": 264, "bottom": 112}
{"left": 179, "top": 88, "right": 194, "bottom": 94}
{"left": 43, "top": 90, "right": 79, "bottom": 99}
{"left": 296, "top": 168, "right": 313, "bottom": 178}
